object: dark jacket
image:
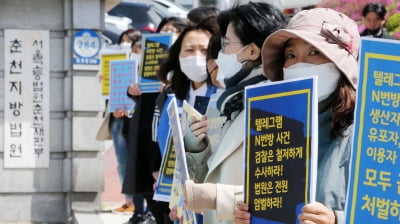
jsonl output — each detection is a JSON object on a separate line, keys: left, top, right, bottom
{"left": 122, "top": 92, "right": 161, "bottom": 194}
{"left": 360, "top": 28, "right": 393, "bottom": 39}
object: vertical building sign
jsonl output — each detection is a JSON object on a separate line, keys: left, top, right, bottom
{"left": 4, "top": 29, "right": 50, "bottom": 168}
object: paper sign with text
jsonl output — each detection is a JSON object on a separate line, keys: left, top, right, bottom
{"left": 345, "top": 38, "right": 400, "bottom": 223}
{"left": 153, "top": 129, "right": 175, "bottom": 202}
{"left": 100, "top": 49, "right": 128, "bottom": 96}
{"left": 244, "top": 77, "right": 318, "bottom": 224}
{"left": 181, "top": 100, "right": 202, "bottom": 136}
{"left": 109, "top": 59, "right": 136, "bottom": 112}
{"left": 167, "top": 97, "right": 197, "bottom": 224}
{"left": 139, "top": 33, "right": 172, "bottom": 93}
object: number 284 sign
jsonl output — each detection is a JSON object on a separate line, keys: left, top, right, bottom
{"left": 73, "top": 29, "right": 101, "bottom": 68}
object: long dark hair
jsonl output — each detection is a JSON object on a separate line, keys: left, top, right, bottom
{"left": 157, "top": 17, "right": 219, "bottom": 100}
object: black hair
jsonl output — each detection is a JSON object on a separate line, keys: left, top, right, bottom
{"left": 207, "top": 32, "right": 221, "bottom": 60}
{"left": 156, "top": 17, "right": 189, "bottom": 33}
{"left": 118, "top": 28, "right": 142, "bottom": 44}
{"left": 131, "top": 37, "right": 142, "bottom": 49}
{"left": 187, "top": 6, "right": 220, "bottom": 25}
{"left": 217, "top": 2, "right": 287, "bottom": 50}
{"left": 157, "top": 17, "right": 219, "bottom": 100}
{"left": 362, "top": 3, "right": 387, "bottom": 19}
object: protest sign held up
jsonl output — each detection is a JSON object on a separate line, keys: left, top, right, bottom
{"left": 244, "top": 78, "right": 318, "bottom": 223}
{"left": 139, "top": 33, "right": 172, "bottom": 93}
{"left": 109, "top": 59, "right": 136, "bottom": 112}
{"left": 167, "top": 97, "right": 197, "bottom": 224}
{"left": 99, "top": 49, "right": 128, "bottom": 96}
{"left": 153, "top": 130, "right": 175, "bottom": 202}
{"left": 345, "top": 38, "right": 400, "bottom": 224}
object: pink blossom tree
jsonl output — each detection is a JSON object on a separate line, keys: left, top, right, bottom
{"left": 317, "top": 0, "right": 400, "bottom": 39}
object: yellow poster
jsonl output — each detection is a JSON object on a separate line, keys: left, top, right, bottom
{"left": 100, "top": 50, "right": 128, "bottom": 96}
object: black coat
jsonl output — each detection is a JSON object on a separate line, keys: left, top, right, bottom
{"left": 122, "top": 92, "right": 162, "bottom": 195}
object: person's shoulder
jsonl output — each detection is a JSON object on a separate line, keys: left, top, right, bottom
{"left": 360, "top": 29, "right": 369, "bottom": 36}
{"left": 382, "top": 30, "right": 394, "bottom": 39}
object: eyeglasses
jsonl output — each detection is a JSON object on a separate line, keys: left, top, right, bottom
{"left": 221, "top": 37, "right": 242, "bottom": 51}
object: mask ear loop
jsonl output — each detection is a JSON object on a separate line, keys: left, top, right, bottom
{"left": 235, "top": 44, "right": 248, "bottom": 55}
{"left": 236, "top": 44, "right": 250, "bottom": 65}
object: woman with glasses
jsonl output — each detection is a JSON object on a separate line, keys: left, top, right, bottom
{"left": 182, "top": 3, "right": 287, "bottom": 224}
{"left": 234, "top": 7, "right": 361, "bottom": 224}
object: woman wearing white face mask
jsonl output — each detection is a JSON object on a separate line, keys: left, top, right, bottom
{"left": 153, "top": 18, "right": 219, "bottom": 143}
{"left": 151, "top": 17, "right": 219, "bottom": 224}
{"left": 119, "top": 29, "right": 143, "bottom": 70}
{"left": 118, "top": 28, "right": 141, "bottom": 51}
{"left": 234, "top": 8, "right": 360, "bottom": 224}
{"left": 180, "top": 3, "right": 287, "bottom": 224}
{"left": 103, "top": 28, "right": 144, "bottom": 215}
{"left": 129, "top": 37, "right": 142, "bottom": 66}
{"left": 122, "top": 25, "right": 173, "bottom": 224}
{"left": 156, "top": 17, "right": 219, "bottom": 113}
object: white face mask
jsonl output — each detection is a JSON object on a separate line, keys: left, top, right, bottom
{"left": 120, "top": 41, "right": 131, "bottom": 51}
{"left": 171, "top": 34, "right": 178, "bottom": 44}
{"left": 283, "top": 62, "right": 341, "bottom": 102}
{"left": 179, "top": 56, "right": 208, "bottom": 82}
{"left": 215, "top": 45, "right": 247, "bottom": 88}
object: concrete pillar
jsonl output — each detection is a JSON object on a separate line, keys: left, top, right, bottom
{"left": 0, "top": 0, "right": 106, "bottom": 222}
